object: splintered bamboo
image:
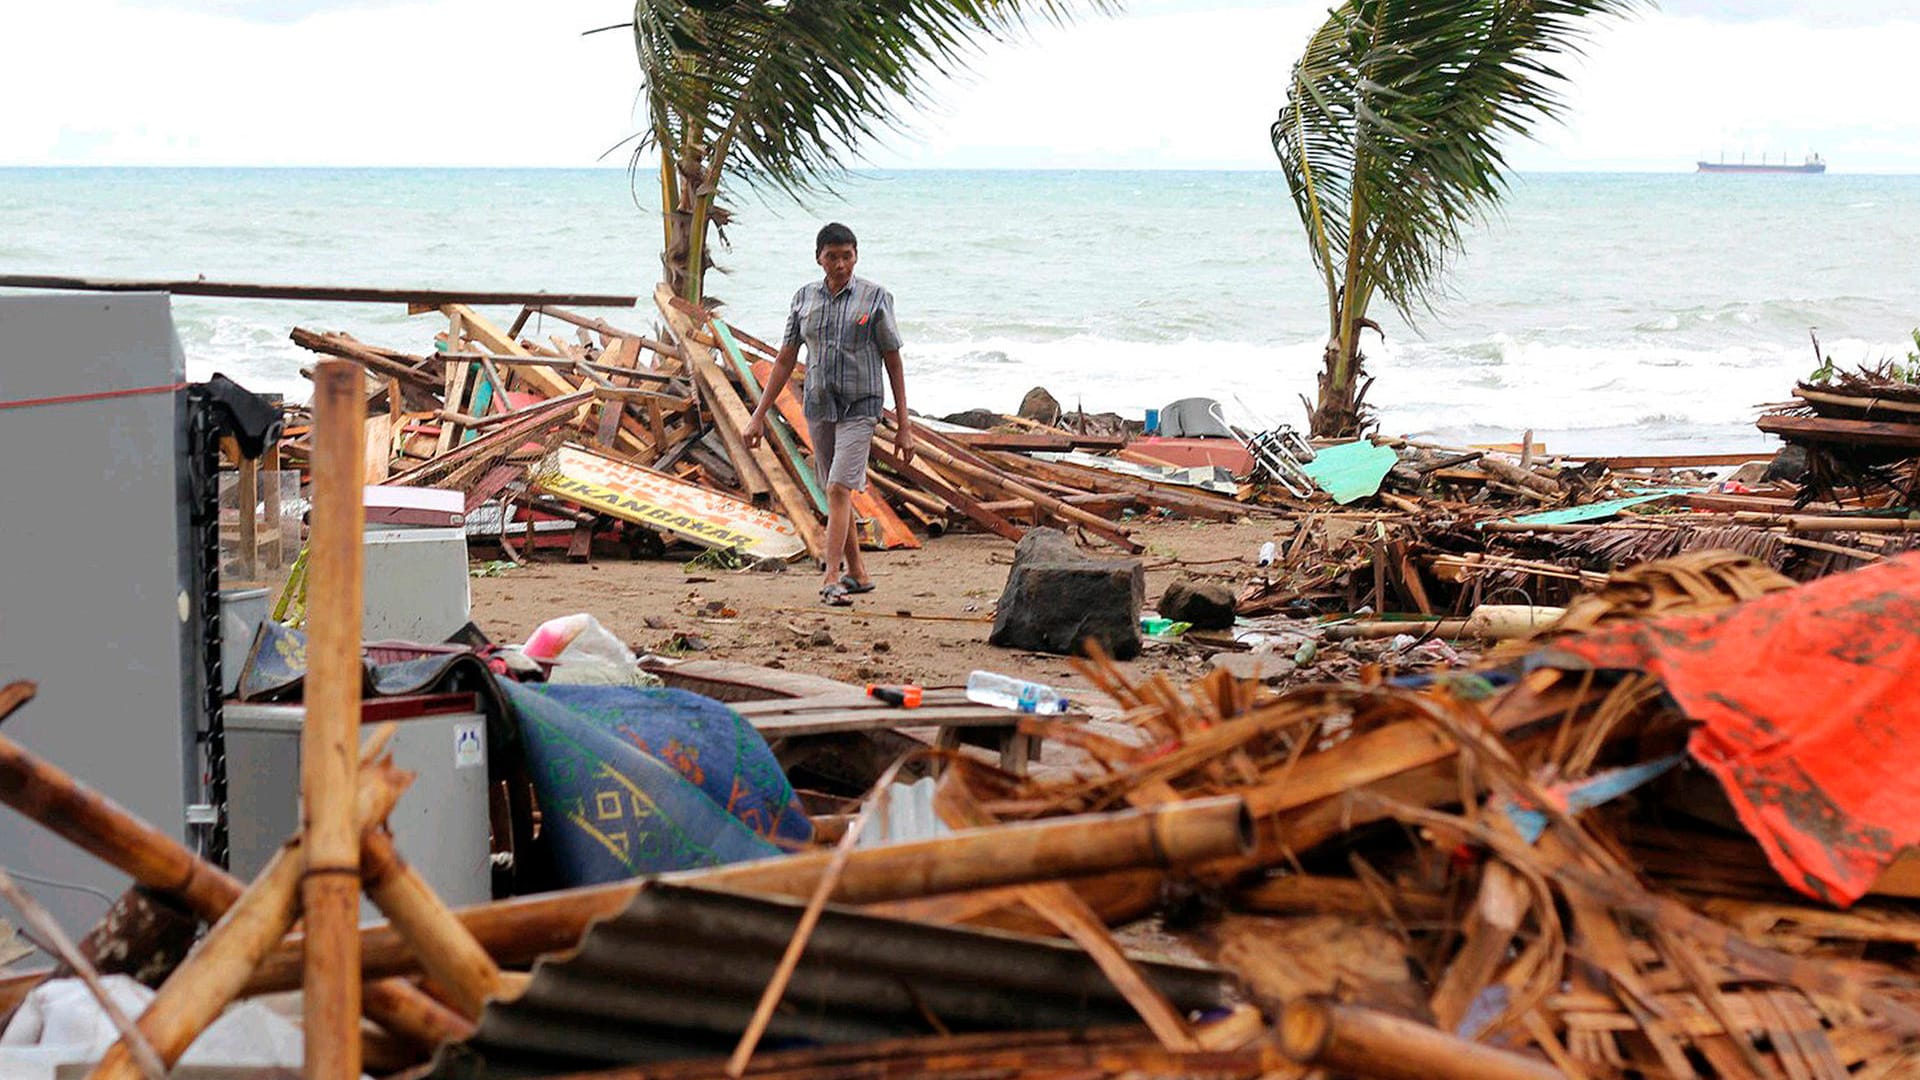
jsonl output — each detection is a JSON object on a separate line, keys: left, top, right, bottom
{"left": 303, "top": 361, "right": 365, "bottom": 1079}
{"left": 0, "top": 721, "right": 454, "bottom": 1051}
{"left": 0, "top": 729, "right": 236, "bottom": 922}
{"left": 90, "top": 760, "right": 413, "bottom": 1080}
{"left": 1279, "top": 998, "right": 1561, "bottom": 1080}
{"left": 247, "top": 796, "right": 1252, "bottom": 990}
{"left": 361, "top": 829, "right": 503, "bottom": 1018}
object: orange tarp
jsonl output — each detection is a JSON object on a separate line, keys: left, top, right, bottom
{"left": 1548, "top": 552, "right": 1920, "bottom": 906}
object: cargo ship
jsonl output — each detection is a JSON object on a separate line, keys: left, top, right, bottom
{"left": 1697, "top": 153, "right": 1826, "bottom": 174}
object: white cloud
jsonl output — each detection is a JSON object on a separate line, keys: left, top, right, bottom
{"left": 0, "top": 0, "right": 642, "bottom": 166}
{"left": 3, "top": 1, "right": 1919, "bottom": 172}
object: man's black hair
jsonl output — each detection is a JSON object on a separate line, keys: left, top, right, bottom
{"left": 816, "top": 222, "right": 857, "bottom": 255}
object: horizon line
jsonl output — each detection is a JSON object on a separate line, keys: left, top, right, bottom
{"left": 3, "top": 163, "right": 1919, "bottom": 176}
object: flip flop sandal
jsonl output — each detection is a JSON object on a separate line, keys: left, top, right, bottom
{"left": 819, "top": 582, "right": 854, "bottom": 607}
{"left": 840, "top": 576, "right": 876, "bottom": 595}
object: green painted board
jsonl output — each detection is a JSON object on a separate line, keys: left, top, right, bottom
{"left": 1301, "top": 440, "right": 1399, "bottom": 504}
{"left": 1490, "top": 490, "right": 1689, "bottom": 528}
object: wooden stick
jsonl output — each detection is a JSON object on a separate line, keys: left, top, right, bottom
{"left": 91, "top": 760, "right": 413, "bottom": 1080}
{"left": 0, "top": 870, "right": 167, "bottom": 1080}
{"left": 887, "top": 430, "right": 1141, "bottom": 552}
{"left": 360, "top": 828, "right": 503, "bottom": 1019}
{"left": 303, "top": 361, "right": 366, "bottom": 1080}
{"left": 1732, "top": 512, "right": 1920, "bottom": 534}
{"left": 0, "top": 273, "right": 636, "bottom": 308}
{"left": 247, "top": 796, "right": 1253, "bottom": 991}
{"left": 1279, "top": 997, "right": 1561, "bottom": 1080}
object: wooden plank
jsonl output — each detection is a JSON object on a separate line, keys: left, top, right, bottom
{"left": 1575, "top": 451, "right": 1775, "bottom": 469}
{"left": 950, "top": 431, "right": 1129, "bottom": 452}
{"left": 363, "top": 414, "right": 393, "bottom": 483}
{"left": 871, "top": 443, "right": 1025, "bottom": 543}
{"left": 659, "top": 285, "right": 824, "bottom": 560}
{"left": 1758, "top": 413, "right": 1920, "bottom": 450}
{"left": 0, "top": 273, "right": 636, "bottom": 307}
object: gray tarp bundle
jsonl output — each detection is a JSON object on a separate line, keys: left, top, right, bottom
{"left": 1157, "top": 397, "right": 1234, "bottom": 438}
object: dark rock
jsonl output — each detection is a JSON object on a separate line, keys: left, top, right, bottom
{"left": 989, "top": 527, "right": 1143, "bottom": 659}
{"left": 1158, "top": 577, "right": 1237, "bottom": 630}
{"left": 872, "top": 640, "right": 891, "bottom": 654}
{"left": 1018, "top": 387, "right": 1062, "bottom": 426}
{"left": 809, "top": 629, "right": 834, "bottom": 647}
{"left": 1763, "top": 444, "right": 1810, "bottom": 484}
{"left": 940, "top": 408, "right": 1005, "bottom": 431}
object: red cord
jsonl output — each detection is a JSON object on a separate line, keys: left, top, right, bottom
{"left": 0, "top": 381, "right": 188, "bottom": 412}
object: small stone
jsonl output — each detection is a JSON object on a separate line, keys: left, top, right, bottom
{"left": 749, "top": 557, "right": 788, "bottom": 573}
{"left": 1158, "top": 577, "right": 1238, "bottom": 630}
{"left": 872, "top": 640, "right": 891, "bottom": 654}
{"left": 809, "top": 629, "right": 834, "bottom": 647}
{"left": 643, "top": 616, "right": 668, "bottom": 630}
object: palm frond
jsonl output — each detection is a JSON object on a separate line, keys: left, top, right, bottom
{"left": 634, "top": 0, "right": 1118, "bottom": 197}
{"left": 1273, "top": 0, "right": 1642, "bottom": 321}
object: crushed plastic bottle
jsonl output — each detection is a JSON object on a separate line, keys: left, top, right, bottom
{"left": 965, "top": 670, "right": 1072, "bottom": 715}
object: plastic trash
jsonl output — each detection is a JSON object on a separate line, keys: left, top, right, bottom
{"left": 524, "top": 612, "right": 634, "bottom": 665}
{"left": 965, "top": 670, "right": 1072, "bottom": 715}
{"left": 1257, "top": 540, "right": 1278, "bottom": 567}
{"left": 1140, "top": 617, "right": 1192, "bottom": 639}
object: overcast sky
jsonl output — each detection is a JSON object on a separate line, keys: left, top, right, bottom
{"left": 5, "top": 0, "right": 1918, "bottom": 171}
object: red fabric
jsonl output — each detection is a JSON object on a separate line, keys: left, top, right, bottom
{"left": 1549, "top": 552, "right": 1920, "bottom": 906}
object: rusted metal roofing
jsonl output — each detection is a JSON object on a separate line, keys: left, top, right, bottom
{"left": 427, "top": 883, "right": 1231, "bottom": 1078}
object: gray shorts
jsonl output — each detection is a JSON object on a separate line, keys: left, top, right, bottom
{"left": 807, "top": 416, "right": 875, "bottom": 492}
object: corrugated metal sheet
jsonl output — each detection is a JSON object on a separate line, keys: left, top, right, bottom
{"left": 428, "top": 883, "right": 1231, "bottom": 1079}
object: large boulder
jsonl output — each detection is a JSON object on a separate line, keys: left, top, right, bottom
{"left": 1018, "top": 387, "right": 1062, "bottom": 426}
{"left": 1158, "top": 577, "right": 1237, "bottom": 630}
{"left": 940, "top": 408, "right": 1004, "bottom": 431}
{"left": 990, "top": 528, "right": 1143, "bottom": 659}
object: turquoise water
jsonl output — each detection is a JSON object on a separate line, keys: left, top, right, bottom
{"left": 3, "top": 167, "right": 1917, "bottom": 453}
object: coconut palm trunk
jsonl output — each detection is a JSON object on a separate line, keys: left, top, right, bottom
{"left": 1275, "top": 0, "right": 1641, "bottom": 439}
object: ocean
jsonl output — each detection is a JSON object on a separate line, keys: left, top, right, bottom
{"left": 3, "top": 166, "right": 1917, "bottom": 455}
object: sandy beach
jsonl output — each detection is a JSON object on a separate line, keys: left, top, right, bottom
{"left": 470, "top": 516, "right": 1277, "bottom": 694}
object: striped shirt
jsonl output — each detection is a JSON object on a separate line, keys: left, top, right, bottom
{"left": 782, "top": 275, "right": 902, "bottom": 422}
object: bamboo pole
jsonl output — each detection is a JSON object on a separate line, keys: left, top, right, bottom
{"left": 0, "top": 718, "right": 456, "bottom": 1052}
{"left": 303, "top": 360, "right": 365, "bottom": 1080}
{"left": 361, "top": 828, "right": 504, "bottom": 1019}
{"left": 1279, "top": 998, "right": 1561, "bottom": 1080}
{"left": 90, "top": 760, "right": 412, "bottom": 1080}
{"left": 248, "top": 796, "right": 1252, "bottom": 991}
{"left": 0, "top": 726, "right": 238, "bottom": 922}
{"left": 363, "top": 977, "right": 477, "bottom": 1046}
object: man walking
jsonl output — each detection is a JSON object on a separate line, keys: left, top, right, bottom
{"left": 744, "top": 222, "right": 914, "bottom": 606}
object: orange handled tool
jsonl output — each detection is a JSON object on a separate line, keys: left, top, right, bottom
{"left": 866, "top": 684, "right": 923, "bottom": 708}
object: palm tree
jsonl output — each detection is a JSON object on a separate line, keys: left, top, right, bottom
{"left": 633, "top": 0, "right": 1115, "bottom": 305}
{"left": 1273, "top": 0, "right": 1640, "bottom": 438}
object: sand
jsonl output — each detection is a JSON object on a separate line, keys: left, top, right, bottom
{"left": 467, "top": 518, "right": 1282, "bottom": 696}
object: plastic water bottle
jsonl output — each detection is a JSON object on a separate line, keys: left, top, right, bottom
{"left": 965, "top": 670, "right": 1071, "bottom": 715}
{"left": 1257, "top": 540, "right": 1278, "bottom": 567}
